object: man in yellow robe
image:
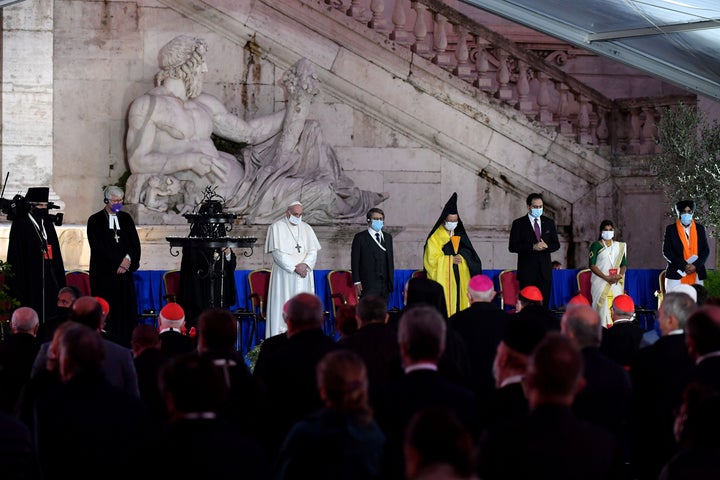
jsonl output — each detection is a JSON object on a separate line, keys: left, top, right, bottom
{"left": 423, "top": 193, "right": 483, "bottom": 316}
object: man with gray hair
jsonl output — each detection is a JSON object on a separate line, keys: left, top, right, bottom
{"left": 561, "top": 305, "right": 632, "bottom": 459}
{"left": 0, "top": 306, "right": 41, "bottom": 413}
{"left": 86, "top": 185, "right": 141, "bottom": 348}
{"left": 629, "top": 291, "right": 697, "bottom": 480}
{"left": 375, "top": 305, "right": 478, "bottom": 479}
{"left": 264, "top": 200, "right": 321, "bottom": 338}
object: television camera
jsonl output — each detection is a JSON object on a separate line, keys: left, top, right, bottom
{"left": 0, "top": 175, "right": 64, "bottom": 226}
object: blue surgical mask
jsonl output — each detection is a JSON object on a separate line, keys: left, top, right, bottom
{"left": 680, "top": 213, "right": 693, "bottom": 226}
{"left": 444, "top": 221, "right": 458, "bottom": 231}
{"left": 530, "top": 208, "right": 543, "bottom": 218}
{"left": 111, "top": 203, "right": 123, "bottom": 213}
{"left": 371, "top": 219, "right": 384, "bottom": 232}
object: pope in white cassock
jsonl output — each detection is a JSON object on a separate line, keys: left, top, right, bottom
{"left": 264, "top": 201, "right": 322, "bottom": 337}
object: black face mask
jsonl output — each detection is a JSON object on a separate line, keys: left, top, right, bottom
{"left": 31, "top": 207, "right": 48, "bottom": 219}
{"left": 54, "top": 306, "right": 70, "bottom": 320}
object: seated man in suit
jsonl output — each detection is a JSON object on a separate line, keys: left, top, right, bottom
{"left": 477, "top": 333, "right": 622, "bottom": 479}
{"left": 157, "top": 302, "right": 196, "bottom": 357}
{"left": 600, "top": 294, "right": 644, "bottom": 367}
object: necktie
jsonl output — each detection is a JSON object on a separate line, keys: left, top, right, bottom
{"left": 376, "top": 232, "right": 382, "bottom": 245}
{"left": 534, "top": 218, "right": 541, "bottom": 241}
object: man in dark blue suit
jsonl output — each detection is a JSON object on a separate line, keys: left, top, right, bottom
{"left": 374, "top": 305, "right": 478, "bottom": 479}
{"left": 508, "top": 193, "right": 560, "bottom": 308}
{"left": 351, "top": 208, "right": 394, "bottom": 301}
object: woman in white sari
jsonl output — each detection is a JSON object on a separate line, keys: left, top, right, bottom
{"left": 589, "top": 220, "right": 627, "bottom": 327}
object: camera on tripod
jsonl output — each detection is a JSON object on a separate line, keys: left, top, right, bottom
{"left": 0, "top": 184, "right": 64, "bottom": 227}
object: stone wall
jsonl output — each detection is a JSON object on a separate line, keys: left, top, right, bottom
{"left": 0, "top": 0, "right": 714, "bottom": 273}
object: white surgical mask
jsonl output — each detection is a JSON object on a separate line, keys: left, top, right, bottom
{"left": 601, "top": 231, "right": 614, "bottom": 241}
{"left": 444, "top": 221, "right": 458, "bottom": 231}
{"left": 288, "top": 215, "right": 302, "bottom": 226}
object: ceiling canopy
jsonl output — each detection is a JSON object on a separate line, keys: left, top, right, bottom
{"left": 463, "top": 0, "right": 720, "bottom": 101}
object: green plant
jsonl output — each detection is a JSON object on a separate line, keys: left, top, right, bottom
{"left": 0, "top": 260, "right": 20, "bottom": 342}
{"left": 245, "top": 341, "right": 263, "bottom": 372}
{"left": 704, "top": 270, "right": 720, "bottom": 299}
{"left": 650, "top": 103, "right": 720, "bottom": 235}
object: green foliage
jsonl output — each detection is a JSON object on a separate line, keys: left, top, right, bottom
{"left": 650, "top": 103, "right": 720, "bottom": 236}
{"left": 245, "top": 341, "right": 263, "bottom": 372}
{"left": 0, "top": 259, "right": 20, "bottom": 313}
{"left": 704, "top": 270, "right": 720, "bottom": 299}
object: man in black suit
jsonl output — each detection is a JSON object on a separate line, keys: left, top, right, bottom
{"left": 448, "top": 274, "right": 508, "bottom": 402}
{"left": 31, "top": 296, "right": 140, "bottom": 397}
{"left": 662, "top": 199, "right": 710, "bottom": 292}
{"left": 252, "top": 293, "right": 338, "bottom": 456}
{"left": 338, "top": 295, "right": 403, "bottom": 407}
{"left": 630, "top": 291, "right": 696, "bottom": 480}
{"left": 477, "top": 333, "right": 623, "bottom": 480}
{"left": 374, "top": 305, "right": 478, "bottom": 479}
{"left": 600, "top": 294, "right": 644, "bottom": 367}
{"left": 508, "top": 192, "right": 560, "bottom": 308}
{"left": 562, "top": 304, "right": 632, "bottom": 461}
{"left": 686, "top": 306, "right": 720, "bottom": 393}
{"left": 351, "top": 208, "right": 394, "bottom": 301}
{"left": 157, "top": 302, "right": 196, "bottom": 357}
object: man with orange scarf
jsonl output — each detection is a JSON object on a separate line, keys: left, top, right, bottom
{"left": 662, "top": 199, "right": 710, "bottom": 291}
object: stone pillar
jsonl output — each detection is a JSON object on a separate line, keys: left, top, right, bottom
{"left": 1, "top": 0, "right": 59, "bottom": 205}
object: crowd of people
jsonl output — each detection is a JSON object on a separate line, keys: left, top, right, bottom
{"left": 1, "top": 265, "right": 720, "bottom": 479}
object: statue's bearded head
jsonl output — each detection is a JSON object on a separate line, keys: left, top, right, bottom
{"left": 156, "top": 35, "right": 208, "bottom": 99}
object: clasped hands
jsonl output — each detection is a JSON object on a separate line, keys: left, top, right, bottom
{"left": 295, "top": 263, "right": 309, "bottom": 278}
{"left": 606, "top": 273, "right": 623, "bottom": 284}
{"left": 685, "top": 264, "right": 697, "bottom": 274}
{"left": 533, "top": 239, "right": 549, "bottom": 251}
{"left": 117, "top": 257, "right": 131, "bottom": 275}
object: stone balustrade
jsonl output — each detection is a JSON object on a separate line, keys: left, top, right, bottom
{"left": 325, "top": 0, "right": 696, "bottom": 155}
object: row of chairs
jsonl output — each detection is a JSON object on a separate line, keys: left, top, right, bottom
{"left": 497, "top": 268, "right": 667, "bottom": 312}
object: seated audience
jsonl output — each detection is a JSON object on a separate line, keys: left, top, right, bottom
{"left": 404, "top": 407, "right": 478, "bottom": 480}
{"left": 34, "top": 323, "right": 154, "bottom": 480}
{"left": 253, "top": 293, "right": 338, "bottom": 457}
{"left": 334, "top": 303, "right": 358, "bottom": 338}
{"left": 31, "top": 296, "right": 139, "bottom": 397}
{"left": 37, "top": 285, "right": 81, "bottom": 342}
{"left": 514, "top": 285, "right": 560, "bottom": 331}
{"left": 477, "top": 333, "right": 622, "bottom": 479}
{"left": 338, "top": 295, "right": 403, "bottom": 408}
{"left": 659, "top": 383, "right": 720, "bottom": 480}
{"left": 130, "top": 324, "right": 168, "bottom": 427}
{"left": 630, "top": 291, "right": 697, "bottom": 480}
{"left": 273, "top": 349, "right": 385, "bottom": 479}
{"left": 600, "top": 294, "right": 644, "bottom": 367}
{"left": 0, "top": 306, "right": 40, "bottom": 414}
{"left": 374, "top": 305, "right": 478, "bottom": 480}
{"left": 685, "top": 305, "right": 720, "bottom": 393}
{"left": 157, "top": 302, "right": 196, "bottom": 357}
{"left": 156, "top": 352, "right": 269, "bottom": 479}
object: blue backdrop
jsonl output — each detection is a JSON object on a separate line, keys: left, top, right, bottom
{"left": 134, "top": 268, "right": 664, "bottom": 354}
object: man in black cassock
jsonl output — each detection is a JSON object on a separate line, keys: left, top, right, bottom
{"left": 87, "top": 185, "right": 141, "bottom": 347}
{"left": 178, "top": 246, "right": 237, "bottom": 328}
{"left": 6, "top": 187, "right": 66, "bottom": 324}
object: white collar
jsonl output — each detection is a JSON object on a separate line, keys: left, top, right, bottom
{"left": 108, "top": 213, "right": 120, "bottom": 230}
{"left": 500, "top": 374, "right": 524, "bottom": 388}
{"left": 404, "top": 362, "right": 437, "bottom": 374}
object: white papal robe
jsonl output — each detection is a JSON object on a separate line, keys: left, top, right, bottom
{"left": 264, "top": 216, "right": 321, "bottom": 337}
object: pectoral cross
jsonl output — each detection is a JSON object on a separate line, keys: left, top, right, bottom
{"left": 114, "top": 232, "right": 120, "bottom": 243}
{"left": 295, "top": 244, "right": 301, "bottom": 253}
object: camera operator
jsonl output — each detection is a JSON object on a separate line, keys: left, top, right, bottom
{"left": 6, "top": 187, "right": 66, "bottom": 324}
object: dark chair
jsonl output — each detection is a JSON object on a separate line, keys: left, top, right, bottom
{"left": 247, "top": 269, "right": 271, "bottom": 349}
{"left": 65, "top": 270, "right": 91, "bottom": 297}
{"left": 411, "top": 269, "right": 427, "bottom": 279}
{"left": 498, "top": 269, "right": 519, "bottom": 312}
{"left": 163, "top": 270, "right": 181, "bottom": 304}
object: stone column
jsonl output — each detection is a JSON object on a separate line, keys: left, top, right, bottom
{"left": 1, "top": 0, "right": 59, "bottom": 205}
